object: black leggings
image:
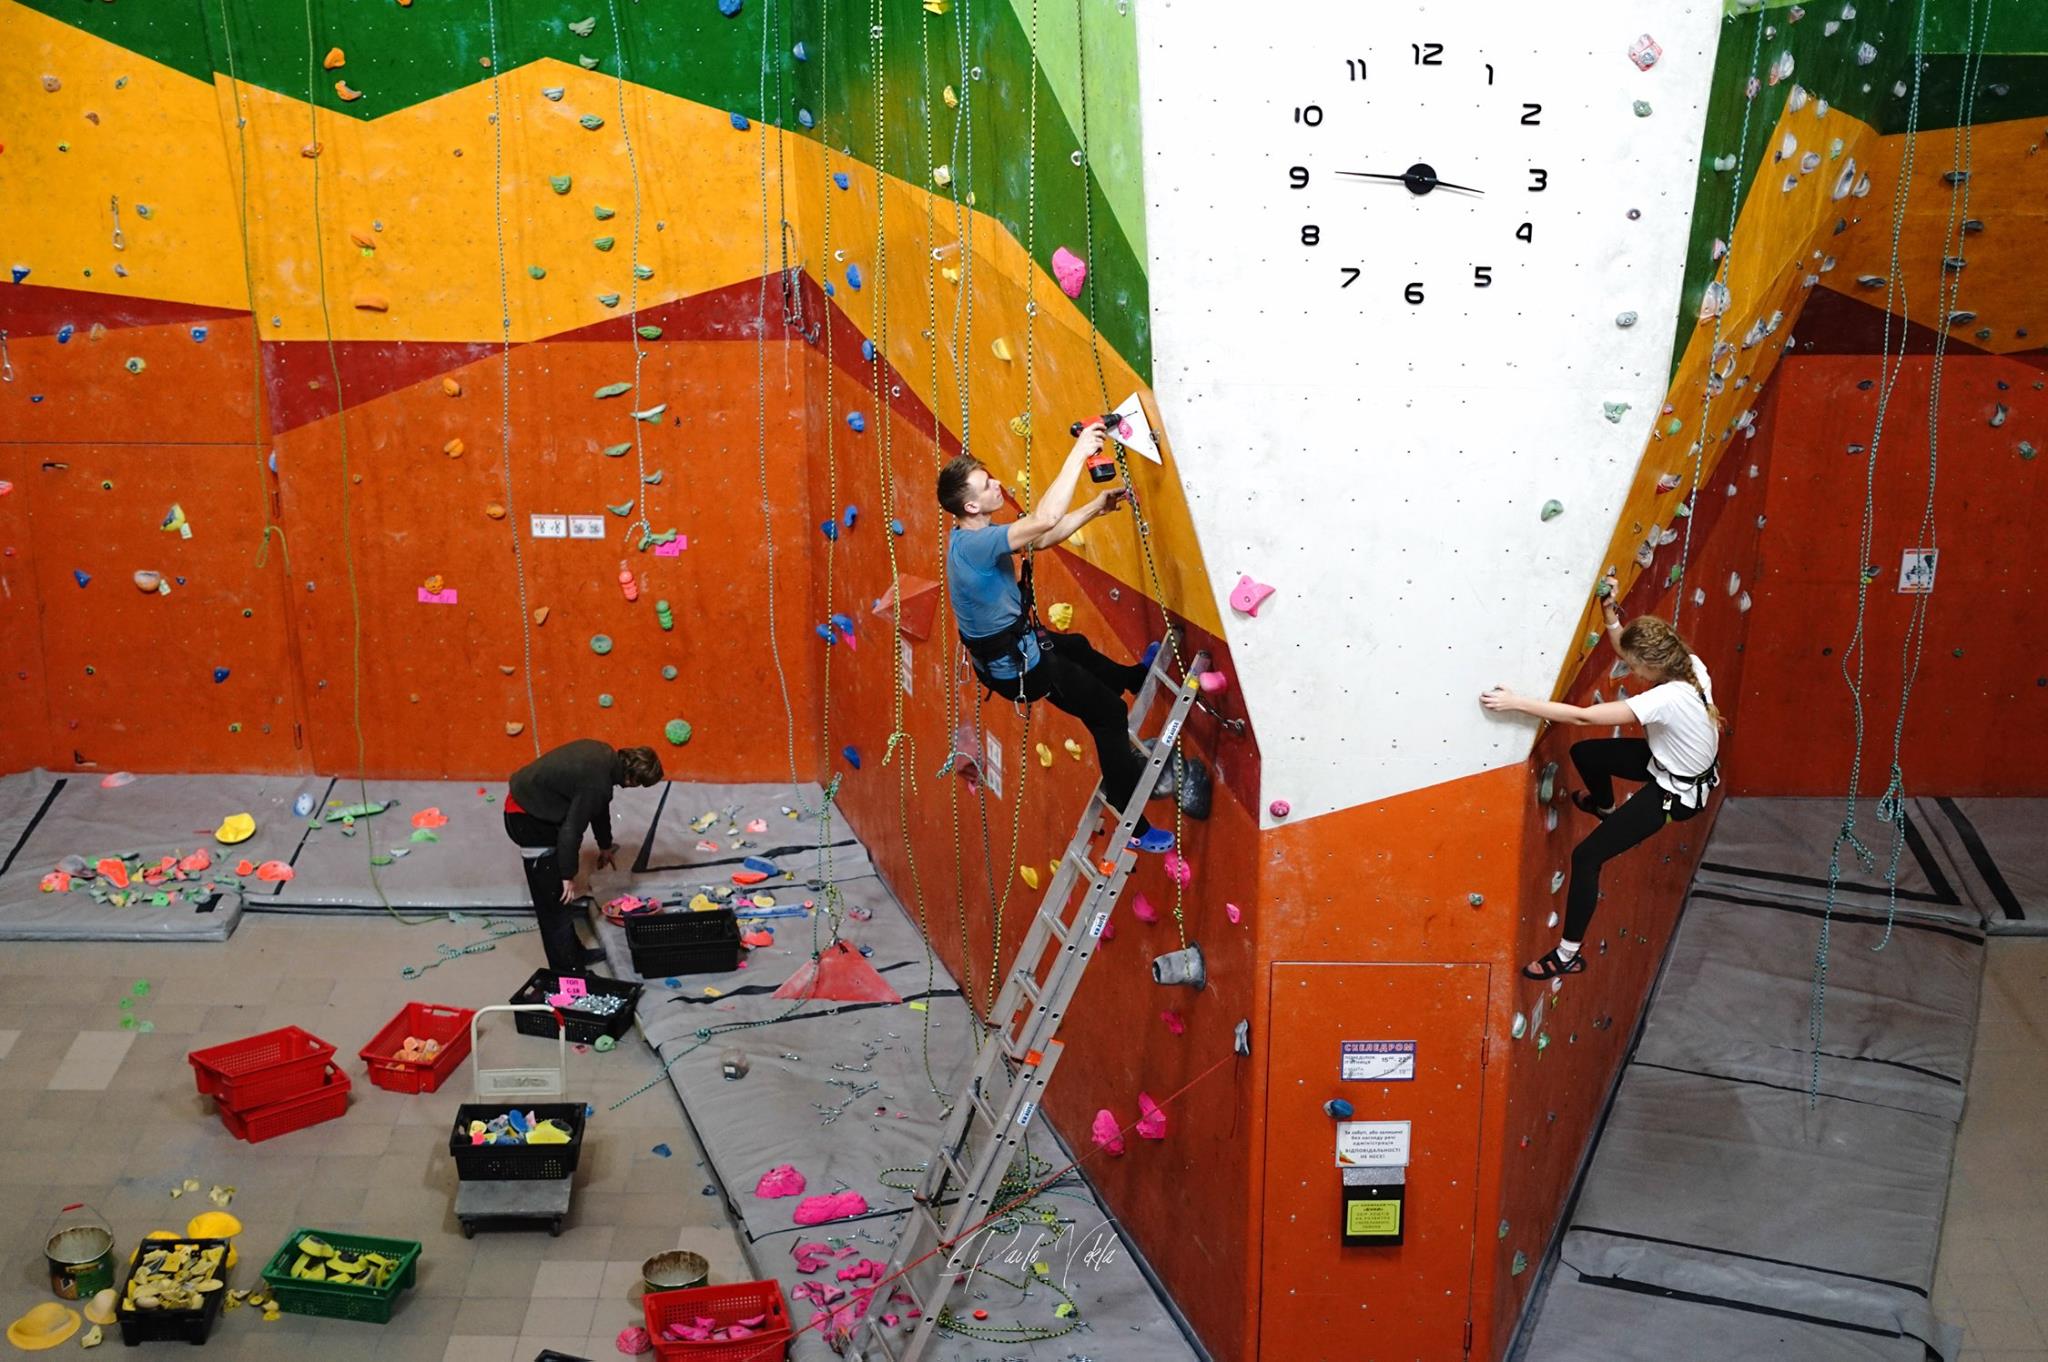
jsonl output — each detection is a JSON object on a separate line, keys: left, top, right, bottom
{"left": 976, "top": 632, "right": 1150, "bottom": 830}
{"left": 1562, "top": 738, "right": 1702, "bottom": 941}
{"left": 503, "top": 811, "right": 591, "bottom": 972}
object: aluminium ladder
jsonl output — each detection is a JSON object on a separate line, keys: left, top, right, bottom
{"left": 856, "top": 633, "right": 1210, "bottom": 1362}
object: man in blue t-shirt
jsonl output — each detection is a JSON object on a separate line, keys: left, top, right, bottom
{"left": 935, "top": 422, "right": 1171, "bottom": 851}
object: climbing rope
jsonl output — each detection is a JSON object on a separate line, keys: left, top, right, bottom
{"left": 397, "top": 914, "right": 540, "bottom": 979}
{"left": 602, "top": 0, "right": 659, "bottom": 551}
{"left": 1669, "top": 11, "right": 1769, "bottom": 630}
{"left": 808, "top": 0, "right": 848, "bottom": 958}
{"left": 482, "top": 0, "right": 543, "bottom": 759}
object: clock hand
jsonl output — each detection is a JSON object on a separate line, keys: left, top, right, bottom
{"left": 1335, "top": 169, "right": 1486, "bottom": 196}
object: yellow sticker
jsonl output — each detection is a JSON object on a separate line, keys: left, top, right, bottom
{"left": 1345, "top": 1200, "right": 1401, "bottom": 1236}
{"left": 908, "top": 1001, "right": 928, "bottom": 1012}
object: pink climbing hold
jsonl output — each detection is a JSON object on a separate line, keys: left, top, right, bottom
{"left": 1225, "top": 901, "right": 1243, "bottom": 924}
{"left": 615, "top": 1325, "right": 652, "bottom": 1355}
{"left": 1091, "top": 1108, "right": 1126, "bottom": 1156}
{"left": 792, "top": 1242, "right": 856, "bottom": 1275}
{"left": 1198, "top": 670, "right": 1230, "bottom": 694}
{"left": 1269, "top": 800, "right": 1291, "bottom": 818}
{"left": 1163, "top": 851, "right": 1192, "bottom": 887}
{"left": 1051, "top": 246, "right": 1087, "bottom": 299}
{"left": 1161, "top": 1010, "right": 1186, "bottom": 1035}
{"left": 1135, "top": 1091, "right": 1167, "bottom": 1140}
{"left": 755, "top": 1164, "right": 807, "bottom": 1199}
{"left": 1131, "top": 892, "right": 1158, "bottom": 923}
{"left": 836, "top": 1259, "right": 885, "bottom": 1284}
{"left": 1229, "top": 574, "right": 1276, "bottom": 617}
{"left": 793, "top": 1191, "right": 870, "bottom": 1225}
{"left": 1098, "top": 919, "right": 1116, "bottom": 942}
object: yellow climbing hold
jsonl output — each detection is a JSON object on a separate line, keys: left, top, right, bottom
{"left": 441, "top": 377, "right": 462, "bottom": 397}
{"left": 1020, "top": 866, "right": 1040, "bottom": 890}
{"left": 941, "top": 266, "right": 961, "bottom": 283}
{"left": 505, "top": 722, "right": 525, "bottom": 736}
{"left": 689, "top": 893, "right": 718, "bottom": 913}
{"left": 1063, "top": 739, "right": 1083, "bottom": 760}
{"left": 1008, "top": 414, "right": 1031, "bottom": 438}
{"left": 323, "top": 47, "right": 345, "bottom": 69}
{"left": 943, "top": 85, "right": 958, "bottom": 109}
{"left": 991, "top": 338, "right": 1013, "bottom": 362}
{"left": 1036, "top": 742, "right": 1053, "bottom": 768}
{"left": 923, "top": 0, "right": 948, "bottom": 12}
{"left": 1045, "top": 601, "right": 1073, "bottom": 630}
{"left": 443, "top": 438, "right": 464, "bottom": 457}
{"left": 532, "top": 606, "right": 549, "bottom": 626}
{"left": 335, "top": 80, "right": 362, "bottom": 102}
{"left": 484, "top": 503, "right": 506, "bottom": 520}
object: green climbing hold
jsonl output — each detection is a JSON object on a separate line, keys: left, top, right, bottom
{"left": 579, "top": 114, "right": 605, "bottom": 131}
{"left": 1673, "top": 502, "right": 1691, "bottom": 518}
{"left": 1664, "top": 417, "right": 1683, "bottom": 436}
{"left": 1602, "top": 402, "right": 1630, "bottom": 424}
{"left": 1054, "top": 1303, "right": 1077, "bottom": 1319}
{"left": 1633, "top": 100, "right": 1653, "bottom": 117}
{"left": 632, "top": 403, "right": 667, "bottom": 423}
{"left": 409, "top": 828, "right": 439, "bottom": 843}
{"left": 325, "top": 800, "right": 389, "bottom": 821}
{"left": 607, "top": 500, "right": 635, "bottom": 516}
{"left": 598, "top": 694, "right": 614, "bottom": 708}
{"left": 578, "top": 55, "right": 601, "bottom": 69}
{"left": 665, "top": 718, "right": 692, "bottom": 745}
{"left": 594, "top": 381, "right": 633, "bottom": 399}
{"left": 637, "top": 325, "right": 663, "bottom": 340}
{"left": 633, "top": 264, "right": 654, "bottom": 280}
{"left": 591, "top": 634, "right": 614, "bottom": 655}
{"left": 593, "top": 236, "right": 615, "bottom": 251}
{"left": 550, "top": 174, "right": 572, "bottom": 194}
{"left": 1512, "top": 1250, "right": 1529, "bottom": 1276}
{"left": 594, "top": 205, "right": 616, "bottom": 220}
{"left": 1665, "top": 563, "right": 1684, "bottom": 586}
{"left": 594, "top": 1034, "right": 617, "bottom": 1052}
{"left": 661, "top": 665, "right": 678, "bottom": 681}
{"left": 2020, "top": 442, "right": 2038, "bottom": 461}
{"left": 1952, "top": 647, "right": 1964, "bottom": 658}
{"left": 568, "top": 15, "right": 596, "bottom": 35}
{"left": 655, "top": 600, "right": 673, "bottom": 630}
{"left": 133, "top": 979, "right": 151, "bottom": 997}
{"left": 370, "top": 854, "right": 393, "bottom": 867}
{"left": 125, "top": 357, "right": 147, "bottom": 374}
{"left": 597, "top": 293, "right": 621, "bottom": 308}
{"left": 602, "top": 442, "right": 633, "bottom": 457}
{"left": 641, "top": 471, "right": 663, "bottom": 485}
{"left": 1467, "top": 892, "right": 1485, "bottom": 906}
{"left": 1540, "top": 499, "right": 1564, "bottom": 522}
{"left": 1583, "top": 631, "right": 1600, "bottom": 651}
{"left": 528, "top": 265, "right": 547, "bottom": 280}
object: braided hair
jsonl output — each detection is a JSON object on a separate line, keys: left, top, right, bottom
{"left": 1618, "top": 617, "right": 1724, "bottom": 728}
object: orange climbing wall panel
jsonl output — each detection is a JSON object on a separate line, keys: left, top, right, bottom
{"left": 1259, "top": 963, "right": 1488, "bottom": 1362}
{"left": 1732, "top": 353, "right": 2048, "bottom": 797}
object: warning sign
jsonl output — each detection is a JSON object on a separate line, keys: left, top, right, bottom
{"left": 1336, "top": 1120, "right": 1412, "bottom": 1168}
{"left": 1345, "top": 1199, "right": 1402, "bottom": 1237}
{"left": 1341, "top": 1040, "right": 1416, "bottom": 1082}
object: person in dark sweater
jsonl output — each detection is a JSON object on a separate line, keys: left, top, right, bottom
{"left": 503, "top": 740, "right": 665, "bottom": 970}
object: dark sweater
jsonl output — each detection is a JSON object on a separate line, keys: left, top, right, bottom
{"left": 508, "top": 739, "right": 621, "bottom": 867}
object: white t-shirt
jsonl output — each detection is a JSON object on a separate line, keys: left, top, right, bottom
{"left": 1624, "top": 657, "right": 1721, "bottom": 807}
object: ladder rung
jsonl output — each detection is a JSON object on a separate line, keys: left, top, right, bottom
{"left": 1063, "top": 848, "right": 1103, "bottom": 887}
{"left": 1033, "top": 905, "right": 1070, "bottom": 947}
{"left": 1011, "top": 970, "right": 1041, "bottom": 1006}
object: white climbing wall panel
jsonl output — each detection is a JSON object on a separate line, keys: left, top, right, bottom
{"left": 1136, "top": 0, "right": 1724, "bottom": 825}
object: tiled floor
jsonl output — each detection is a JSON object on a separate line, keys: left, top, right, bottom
{"left": 1937, "top": 938, "right": 2048, "bottom": 1362}
{"left": 0, "top": 914, "right": 752, "bottom": 1361}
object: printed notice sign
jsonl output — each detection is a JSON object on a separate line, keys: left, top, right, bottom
{"left": 1341, "top": 1040, "right": 1416, "bottom": 1082}
{"left": 1345, "top": 1198, "right": 1402, "bottom": 1237}
{"left": 1336, "top": 1120, "right": 1412, "bottom": 1168}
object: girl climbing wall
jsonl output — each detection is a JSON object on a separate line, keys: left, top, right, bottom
{"left": 1480, "top": 574, "right": 1723, "bottom": 979}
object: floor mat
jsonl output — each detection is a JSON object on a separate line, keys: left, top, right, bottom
{"left": 1693, "top": 797, "right": 1984, "bottom": 929}
{"left": 1919, "top": 798, "right": 2048, "bottom": 937}
{"left": 597, "top": 865, "right": 1205, "bottom": 1361}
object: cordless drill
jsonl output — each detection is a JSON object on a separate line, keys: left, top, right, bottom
{"left": 1070, "top": 414, "right": 1121, "bottom": 483}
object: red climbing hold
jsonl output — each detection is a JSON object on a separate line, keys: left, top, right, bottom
{"left": 870, "top": 575, "right": 942, "bottom": 642}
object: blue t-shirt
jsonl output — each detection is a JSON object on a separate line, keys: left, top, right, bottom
{"left": 948, "top": 524, "right": 1041, "bottom": 681}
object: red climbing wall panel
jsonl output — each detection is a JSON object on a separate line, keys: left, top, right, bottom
{"left": 1732, "top": 354, "right": 2048, "bottom": 797}
{"left": 1259, "top": 963, "right": 1488, "bottom": 1362}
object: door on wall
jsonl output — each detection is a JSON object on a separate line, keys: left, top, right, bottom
{"left": 1260, "top": 962, "right": 1489, "bottom": 1361}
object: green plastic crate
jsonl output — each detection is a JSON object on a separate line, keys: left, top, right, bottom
{"left": 258, "top": 1227, "right": 421, "bottom": 1324}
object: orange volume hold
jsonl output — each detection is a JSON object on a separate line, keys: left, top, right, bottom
{"left": 618, "top": 564, "right": 639, "bottom": 602}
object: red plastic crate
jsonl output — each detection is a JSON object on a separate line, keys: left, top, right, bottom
{"left": 644, "top": 1280, "right": 792, "bottom": 1362}
{"left": 189, "top": 1026, "right": 337, "bottom": 1110}
{"left": 359, "top": 1003, "right": 475, "bottom": 1095}
{"left": 218, "top": 1064, "right": 350, "bottom": 1143}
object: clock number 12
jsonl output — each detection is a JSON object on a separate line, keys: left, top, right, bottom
{"left": 1410, "top": 42, "right": 1443, "bottom": 65}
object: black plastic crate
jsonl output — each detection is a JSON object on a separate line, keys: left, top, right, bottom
{"left": 508, "top": 970, "right": 642, "bottom": 1045}
{"left": 117, "top": 1237, "right": 230, "bottom": 1346}
{"left": 626, "top": 908, "right": 741, "bottom": 976}
{"left": 448, "top": 1102, "right": 587, "bottom": 1181}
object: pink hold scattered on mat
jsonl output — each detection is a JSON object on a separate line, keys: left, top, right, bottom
{"left": 1130, "top": 892, "right": 1158, "bottom": 923}
{"left": 755, "top": 1164, "right": 807, "bottom": 1199}
{"left": 837, "top": 1258, "right": 885, "bottom": 1284}
{"left": 1091, "top": 1108, "right": 1126, "bottom": 1156}
{"left": 614, "top": 1324, "right": 651, "bottom": 1355}
{"left": 793, "top": 1191, "right": 869, "bottom": 1225}
{"left": 792, "top": 1242, "right": 856, "bottom": 1276}
{"left": 1051, "top": 246, "right": 1087, "bottom": 299}
{"left": 746, "top": 818, "right": 768, "bottom": 833}
{"left": 1163, "top": 852, "right": 1192, "bottom": 887}
{"left": 1136, "top": 1091, "right": 1167, "bottom": 1141}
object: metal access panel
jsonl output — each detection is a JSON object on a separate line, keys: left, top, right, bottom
{"left": 1260, "top": 963, "right": 1488, "bottom": 1361}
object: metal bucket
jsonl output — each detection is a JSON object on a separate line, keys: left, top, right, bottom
{"left": 642, "top": 1250, "right": 709, "bottom": 1294}
{"left": 46, "top": 1204, "right": 115, "bottom": 1300}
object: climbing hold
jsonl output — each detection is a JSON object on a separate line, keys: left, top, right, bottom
{"left": 1051, "top": 246, "right": 1087, "bottom": 299}
{"left": 602, "top": 442, "right": 632, "bottom": 457}
{"left": 617, "top": 565, "right": 639, "bottom": 602}
{"left": 845, "top": 264, "right": 863, "bottom": 290}
{"left": 1990, "top": 403, "right": 2008, "bottom": 428}
{"left": 579, "top": 114, "right": 605, "bottom": 131}
{"left": 550, "top": 175, "right": 572, "bottom": 194}
{"left": 991, "top": 337, "right": 1013, "bottom": 362}
{"left": 2021, "top": 442, "right": 2038, "bottom": 461}
{"left": 568, "top": 15, "right": 596, "bottom": 36}
{"left": 598, "top": 694, "right": 614, "bottom": 708}
{"left": 528, "top": 266, "right": 547, "bottom": 280}
{"left": 1323, "top": 1098, "right": 1354, "bottom": 1120}
{"left": 819, "top": 519, "right": 838, "bottom": 542}
{"left": 1632, "top": 100, "right": 1652, "bottom": 117}
{"left": 797, "top": 109, "right": 814, "bottom": 128}
{"left": 842, "top": 505, "right": 858, "bottom": 530}
{"left": 578, "top": 54, "right": 601, "bottom": 69}
{"left": 1091, "top": 1109, "right": 1125, "bottom": 1156}
{"left": 1269, "top": 800, "right": 1291, "bottom": 818}
{"left": 133, "top": 570, "right": 161, "bottom": 593}
{"left": 1628, "top": 34, "right": 1661, "bottom": 69}
{"left": 533, "top": 607, "right": 550, "bottom": 626}
{"left": 590, "top": 634, "right": 614, "bottom": 655}
{"left": 1229, "top": 575, "right": 1276, "bottom": 617}
{"left": 73, "top": 570, "right": 91, "bottom": 588}
{"left": 335, "top": 81, "right": 362, "bottom": 102}
{"left": 323, "top": 46, "right": 345, "bottom": 68}
{"left": 1135, "top": 1092, "right": 1167, "bottom": 1140}
{"left": 1615, "top": 311, "right": 1638, "bottom": 329}
{"left": 124, "top": 357, "right": 146, "bottom": 374}
{"left": 594, "top": 381, "right": 633, "bottom": 400}
{"left": 1008, "top": 414, "right": 1030, "bottom": 437}
{"left": 632, "top": 404, "right": 667, "bottom": 422}
{"left": 730, "top": 112, "right": 750, "bottom": 131}
{"left": 661, "top": 665, "right": 678, "bottom": 681}
{"left": 1540, "top": 500, "right": 1564, "bottom": 522}
{"left": 593, "top": 236, "right": 614, "bottom": 252}
{"left": 542, "top": 87, "right": 565, "bottom": 101}
{"left": 931, "top": 164, "right": 951, "bottom": 187}
{"left": 637, "top": 325, "right": 662, "bottom": 340}
{"left": 1045, "top": 601, "right": 1074, "bottom": 631}
{"left": 593, "top": 205, "right": 616, "bottom": 221}
{"left": 889, "top": 519, "right": 904, "bottom": 536}
{"left": 842, "top": 746, "right": 861, "bottom": 770}
{"left": 653, "top": 599, "right": 675, "bottom": 631}
{"left": 1064, "top": 739, "right": 1083, "bottom": 761}
{"left": 606, "top": 501, "right": 635, "bottom": 517}
{"left": 1020, "top": 865, "right": 1040, "bottom": 890}
{"left": 718, "top": 0, "right": 742, "bottom": 15}
{"left": 847, "top": 412, "right": 866, "bottom": 433}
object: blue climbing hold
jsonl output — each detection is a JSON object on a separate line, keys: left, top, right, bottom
{"left": 665, "top": 977, "right": 680, "bottom": 988}
{"left": 822, "top": 282, "right": 834, "bottom": 298}
{"left": 741, "top": 856, "right": 779, "bottom": 875}
{"left": 268, "top": 451, "right": 278, "bottom": 474}
{"left": 716, "top": 0, "right": 741, "bottom": 14}
{"left": 56, "top": 324, "right": 73, "bottom": 344}
{"left": 889, "top": 519, "right": 904, "bottom": 536}
{"left": 842, "top": 505, "right": 857, "bottom": 529}
{"left": 213, "top": 667, "right": 230, "bottom": 684}
{"left": 1323, "top": 1098, "right": 1355, "bottom": 1120}
{"left": 72, "top": 570, "right": 90, "bottom": 588}
{"left": 792, "top": 41, "right": 807, "bottom": 61}
{"left": 730, "top": 111, "right": 751, "bottom": 131}
{"left": 861, "top": 339, "right": 876, "bottom": 362}
{"left": 842, "top": 746, "right": 861, "bottom": 770}
{"left": 1140, "top": 640, "right": 1161, "bottom": 670}
{"left": 10, "top": 266, "right": 28, "bottom": 285}
{"left": 819, "top": 518, "right": 838, "bottom": 542}
{"left": 832, "top": 172, "right": 849, "bottom": 189}
{"left": 293, "top": 792, "right": 315, "bottom": 816}
{"left": 830, "top": 613, "right": 853, "bottom": 635}
{"left": 798, "top": 108, "right": 814, "bottom": 129}
{"left": 30, "top": 395, "right": 42, "bottom": 403}
{"left": 845, "top": 264, "right": 863, "bottom": 290}
{"left": 652, "top": 1142, "right": 674, "bottom": 1157}
{"left": 190, "top": 326, "right": 208, "bottom": 343}
{"left": 847, "top": 412, "right": 866, "bottom": 433}
{"left": 815, "top": 624, "right": 835, "bottom": 645}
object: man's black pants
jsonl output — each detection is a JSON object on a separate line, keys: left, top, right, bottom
{"left": 503, "top": 811, "right": 591, "bottom": 972}
{"left": 975, "top": 632, "right": 1150, "bottom": 828}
